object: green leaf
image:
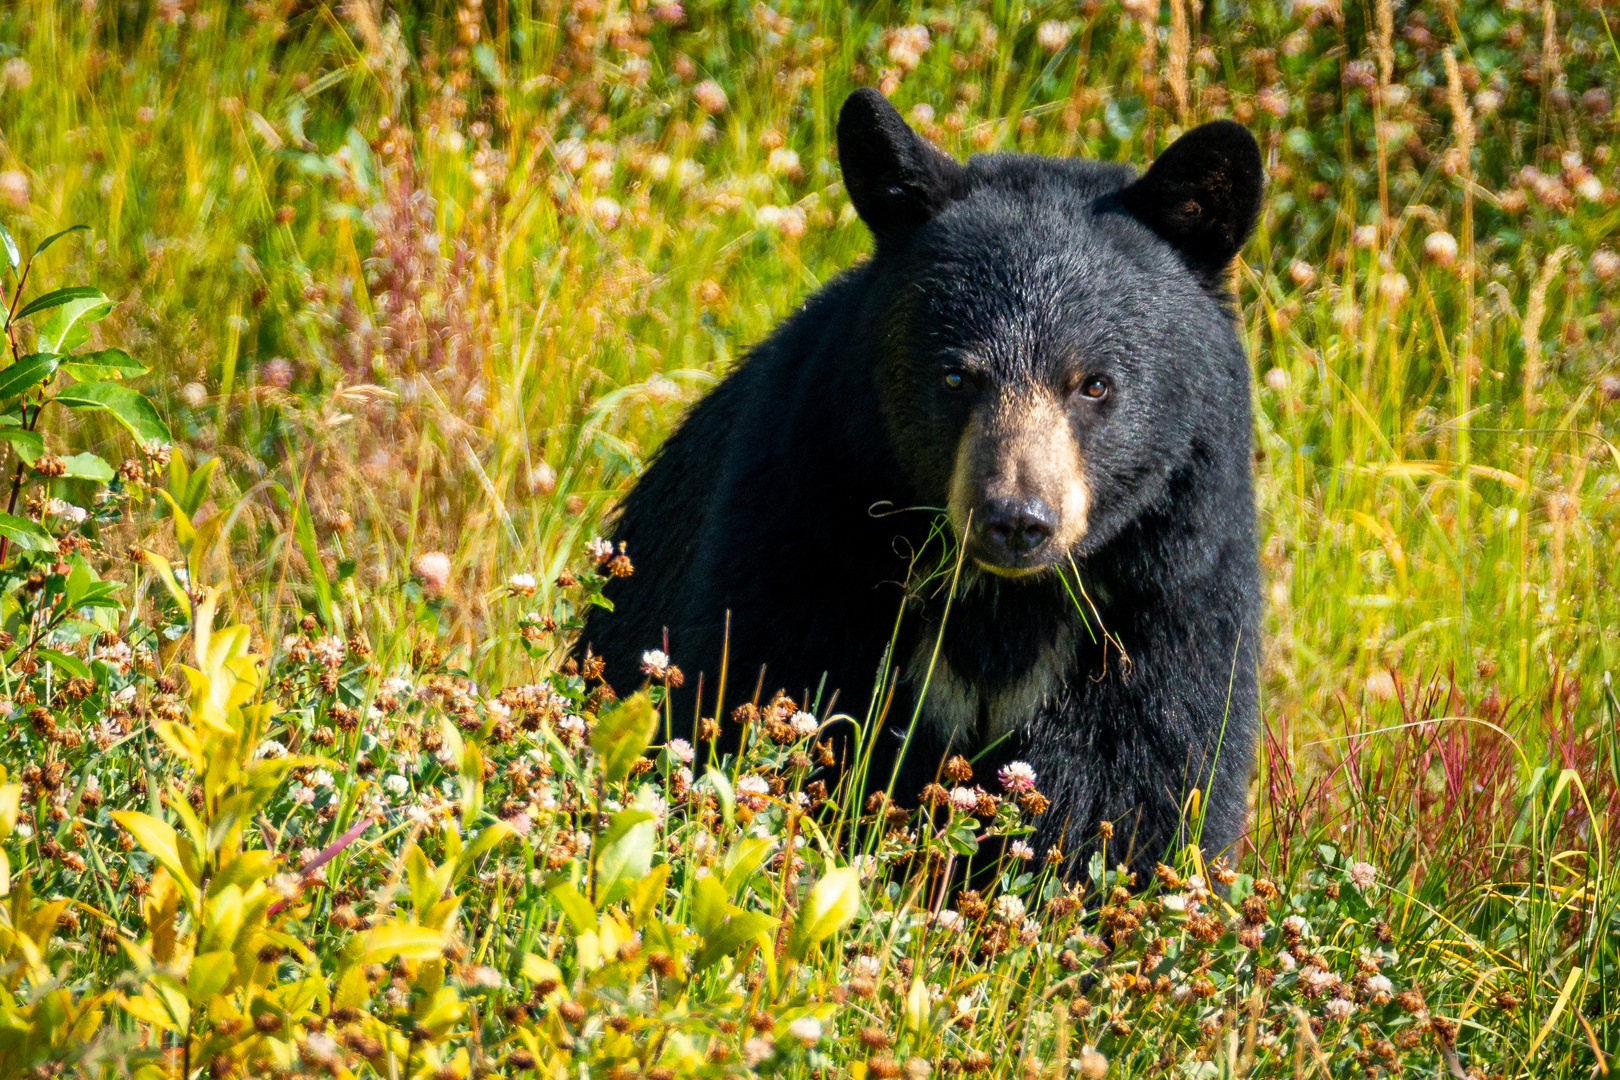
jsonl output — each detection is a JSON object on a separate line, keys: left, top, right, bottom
{"left": 16, "top": 286, "right": 104, "bottom": 321}
{"left": 0, "top": 512, "right": 56, "bottom": 553}
{"left": 54, "top": 381, "right": 172, "bottom": 445}
{"left": 61, "top": 452, "right": 113, "bottom": 481}
{"left": 789, "top": 866, "right": 862, "bottom": 961}
{"left": 37, "top": 648, "right": 91, "bottom": 680}
{"left": 546, "top": 880, "right": 597, "bottom": 935}
{"left": 595, "top": 798, "right": 657, "bottom": 906}
{"left": 37, "top": 292, "right": 113, "bottom": 354}
{"left": 32, "top": 225, "right": 88, "bottom": 259}
{"left": 0, "top": 428, "right": 42, "bottom": 463}
{"left": 0, "top": 222, "right": 18, "bottom": 273}
{"left": 0, "top": 353, "right": 60, "bottom": 402}
{"left": 590, "top": 692, "right": 657, "bottom": 784}
{"left": 63, "top": 562, "right": 94, "bottom": 609}
{"left": 695, "top": 910, "right": 778, "bottom": 974}
{"left": 61, "top": 348, "right": 147, "bottom": 381}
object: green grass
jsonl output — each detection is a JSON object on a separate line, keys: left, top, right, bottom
{"left": 0, "top": 0, "right": 1615, "bottom": 1075}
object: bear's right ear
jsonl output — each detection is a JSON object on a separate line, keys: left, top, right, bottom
{"left": 837, "top": 88, "right": 966, "bottom": 241}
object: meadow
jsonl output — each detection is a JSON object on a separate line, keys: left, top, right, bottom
{"left": 0, "top": 0, "right": 1615, "bottom": 1075}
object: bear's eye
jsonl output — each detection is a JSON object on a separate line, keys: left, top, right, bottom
{"left": 942, "top": 369, "right": 967, "bottom": 392}
{"left": 1076, "top": 375, "right": 1111, "bottom": 401}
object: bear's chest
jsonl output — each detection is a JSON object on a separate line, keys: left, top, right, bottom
{"left": 905, "top": 624, "right": 1075, "bottom": 745}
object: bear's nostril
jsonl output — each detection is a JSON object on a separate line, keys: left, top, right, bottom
{"left": 979, "top": 498, "right": 1058, "bottom": 559}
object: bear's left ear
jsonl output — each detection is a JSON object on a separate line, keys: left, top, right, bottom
{"left": 1119, "top": 120, "right": 1263, "bottom": 286}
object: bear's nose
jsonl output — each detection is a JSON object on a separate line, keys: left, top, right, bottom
{"left": 977, "top": 497, "right": 1057, "bottom": 560}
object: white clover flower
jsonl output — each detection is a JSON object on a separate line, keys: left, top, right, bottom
{"left": 1009, "top": 840, "right": 1035, "bottom": 861}
{"left": 383, "top": 774, "right": 410, "bottom": 798}
{"left": 294, "top": 785, "right": 315, "bottom": 804}
{"left": 991, "top": 894, "right": 1026, "bottom": 923}
{"left": 414, "top": 552, "right": 451, "bottom": 591}
{"left": 640, "top": 649, "right": 671, "bottom": 678}
{"left": 666, "top": 738, "right": 695, "bottom": 764}
{"left": 741, "top": 1036, "right": 774, "bottom": 1066}
{"left": 852, "top": 955, "right": 882, "bottom": 979}
{"left": 948, "top": 787, "right": 978, "bottom": 812}
{"left": 789, "top": 711, "right": 819, "bottom": 738}
{"left": 15, "top": 822, "right": 31, "bottom": 839}
{"left": 998, "top": 761, "right": 1037, "bottom": 793}
{"left": 254, "top": 738, "right": 288, "bottom": 759}
{"left": 736, "top": 773, "right": 771, "bottom": 810}
{"left": 1348, "top": 861, "right": 1377, "bottom": 889}
{"left": 507, "top": 572, "right": 537, "bottom": 594}
{"left": 1278, "top": 950, "right": 1298, "bottom": 971}
{"left": 1282, "top": 914, "right": 1309, "bottom": 938}
{"left": 1366, "top": 974, "right": 1393, "bottom": 997}
{"left": 312, "top": 769, "right": 335, "bottom": 788}
{"left": 787, "top": 1016, "right": 822, "bottom": 1044}
{"left": 312, "top": 635, "right": 346, "bottom": 667}
{"left": 1036, "top": 19, "right": 1072, "bottom": 51}
{"left": 934, "top": 909, "right": 964, "bottom": 933}
{"left": 382, "top": 676, "right": 413, "bottom": 697}
{"left": 586, "top": 536, "right": 614, "bottom": 563}
{"left": 1325, "top": 997, "right": 1354, "bottom": 1021}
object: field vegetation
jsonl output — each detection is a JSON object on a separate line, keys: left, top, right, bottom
{"left": 0, "top": 0, "right": 1616, "bottom": 1075}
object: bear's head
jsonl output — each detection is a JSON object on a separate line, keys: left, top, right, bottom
{"left": 838, "top": 88, "right": 1262, "bottom": 579}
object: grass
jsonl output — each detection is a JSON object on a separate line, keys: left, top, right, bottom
{"left": 0, "top": 0, "right": 1616, "bottom": 1075}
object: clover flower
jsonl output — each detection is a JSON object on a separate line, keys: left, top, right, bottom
{"left": 997, "top": 761, "right": 1037, "bottom": 793}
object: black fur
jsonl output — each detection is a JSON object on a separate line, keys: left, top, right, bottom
{"left": 582, "top": 93, "right": 1263, "bottom": 880}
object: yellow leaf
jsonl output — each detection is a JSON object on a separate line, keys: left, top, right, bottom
{"left": 111, "top": 811, "right": 199, "bottom": 909}
{"left": 187, "top": 950, "right": 236, "bottom": 1004}
{"left": 119, "top": 992, "right": 179, "bottom": 1032}
{"left": 521, "top": 954, "right": 562, "bottom": 988}
{"left": 0, "top": 784, "right": 20, "bottom": 842}
{"left": 200, "top": 884, "right": 245, "bottom": 954}
{"left": 362, "top": 921, "right": 446, "bottom": 964}
{"left": 789, "top": 866, "right": 861, "bottom": 961}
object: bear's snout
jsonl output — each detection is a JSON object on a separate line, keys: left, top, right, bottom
{"left": 948, "top": 390, "right": 1090, "bottom": 575}
{"left": 976, "top": 497, "right": 1057, "bottom": 561}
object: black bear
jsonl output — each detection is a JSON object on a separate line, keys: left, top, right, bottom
{"left": 583, "top": 88, "right": 1263, "bottom": 879}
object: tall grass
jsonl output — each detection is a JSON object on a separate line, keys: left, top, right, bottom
{"left": 0, "top": 0, "right": 1616, "bottom": 1074}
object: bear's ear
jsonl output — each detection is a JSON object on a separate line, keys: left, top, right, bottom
{"left": 837, "top": 88, "right": 966, "bottom": 241}
{"left": 1119, "top": 120, "right": 1263, "bottom": 286}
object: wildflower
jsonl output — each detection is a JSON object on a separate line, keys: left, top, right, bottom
{"left": 1423, "top": 231, "right": 1459, "bottom": 267}
{"left": 741, "top": 1036, "right": 774, "bottom": 1066}
{"left": 590, "top": 196, "right": 622, "bottom": 230}
{"left": 1009, "top": 840, "right": 1034, "bottom": 860}
{"left": 312, "top": 636, "right": 345, "bottom": 667}
{"left": 948, "top": 787, "right": 977, "bottom": 812}
{"left": 414, "top": 552, "right": 451, "bottom": 592}
{"left": 586, "top": 536, "right": 614, "bottom": 563}
{"left": 1264, "top": 367, "right": 1290, "bottom": 392}
{"left": 1281, "top": 914, "right": 1308, "bottom": 940}
{"left": 465, "top": 965, "right": 502, "bottom": 989}
{"left": 991, "top": 894, "right": 1025, "bottom": 924}
{"left": 311, "top": 769, "right": 335, "bottom": 788}
{"left": 790, "top": 710, "right": 819, "bottom": 737}
{"left": 0, "top": 170, "right": 27, "bottom": 208}
{"left": 1036, "top": 20, "right": 1072, "bottom": 51}
{"left": 736, "top": 773, "right": 770, "bottom": 810}
{"left": 905, "top": 1058, "right": 932, "bottom": 1080}
{"left": 508, "top": 573, "right": 537, "bottom": 595}
{"left": 666, "top": 738, "right": 694, "bottom": 764}
{"left": 1348, "top": 861, "right": 1377, "bottom": 889}
{"left": 1593, "top": 249, "right": 1620, "bottom": 281}
{"left": 44, "top": 498, "right": 89, "bottom": 524}
{"left": 997, "top": 761, "right": 1037, "bottom": 793}
{"left": 254, "top": 738, "right": 288, "bottom": 758}
{"left": 1077, "top": 1046, "right": 1108, "bottom": 1079}
{"left": 1366, "top": 974, "right": 1393, "bottom": 1003}
{"left": 293, "top": 785, "right": 315, "bottom": 804}
{"left": 934, "top": 909, "right": 964, "bottom": 933}
{"left": 383, "top": 775, "right": 409, "bottom": 798}
{"left": 1277, "top": 950, "right": 1297, "bottom": 971}
{"left": 943, "top": 755, "right": 973, "bottom": 783}
{"left": 1325, "top": 997, "right": 1354, "bottom": 1021}
{"left": 1287, "top": 259, "right": 1318, "bottom": 287}
{"left": 692, "top": 79, "right": 728, "bottom": 114}
{"left": 786, "top": 1015, "right": 821, "bottom": 1044}
{"left": 641, "top": 649, "right": 671, "bottom": 678}
{"left": 852, "top": 955, "right": 882, "bottom": 980}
